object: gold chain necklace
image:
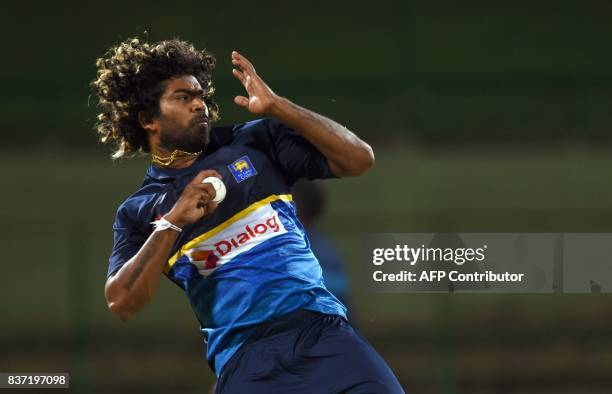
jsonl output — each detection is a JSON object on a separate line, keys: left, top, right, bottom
{"left": 151, "top": 149, "right": 202, "bottom": 167}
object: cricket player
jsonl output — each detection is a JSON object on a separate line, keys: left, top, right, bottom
{"left": 93, "top": 37, "right": 403, "bottom": 393}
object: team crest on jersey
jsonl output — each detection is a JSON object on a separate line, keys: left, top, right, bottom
{"left": 229, "top": 155, "right": 257, "bottom": 183}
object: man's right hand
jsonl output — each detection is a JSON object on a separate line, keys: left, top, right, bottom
{"left": 104, "top": 170, "right": 222, "bottom": 321}
{"left": 164, "top": 170, "right": 222, "bottom": 228}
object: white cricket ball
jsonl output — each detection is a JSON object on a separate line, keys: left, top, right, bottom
{"left": 202, "top": 177, "right": 227, "bottom": 204}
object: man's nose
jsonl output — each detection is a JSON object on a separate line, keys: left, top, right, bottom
{"left": 194, "top": 98, "right": 209, "bottom": 117}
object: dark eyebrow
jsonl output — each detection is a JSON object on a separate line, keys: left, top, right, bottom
{"left": 171, "top": 88, "right": 205, "bottom": 96}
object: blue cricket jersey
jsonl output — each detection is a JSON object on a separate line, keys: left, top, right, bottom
{"left": 107, "top": 119, "right": 347, "bottom": 376}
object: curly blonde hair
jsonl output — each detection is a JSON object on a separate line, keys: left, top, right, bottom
{"left": 91, "top": 37, "right": 220, "bottom": 159}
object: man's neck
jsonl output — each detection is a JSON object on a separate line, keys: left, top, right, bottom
{"left": 151, "top": 146, "right": 201, "bottom": 169}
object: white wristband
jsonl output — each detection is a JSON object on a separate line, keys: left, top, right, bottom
{"left": 151, "top": 217, "right": 183, "bottom": 233}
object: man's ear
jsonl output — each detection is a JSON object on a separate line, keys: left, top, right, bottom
{"left": 138, "top": 111, "right": 157, "bottom": 134}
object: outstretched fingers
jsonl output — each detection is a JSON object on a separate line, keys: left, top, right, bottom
{"left": 231, "top": 51, "right": 256, "bottom": 76}
{"left": 234, "top": 96, "right": 249, "bottom": 108}
{"left": 232, "top": 68, "right": 246, "bottom": 85}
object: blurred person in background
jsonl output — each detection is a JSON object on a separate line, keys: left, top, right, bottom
{"left": 292, "top": 179, "right": 354, "bottom": 312}
{"left": 92, "top": 37, "right": 403, "bottom": 393}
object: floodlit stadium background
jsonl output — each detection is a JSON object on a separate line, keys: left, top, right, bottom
{"left": 2, "top": 1, "right": 612, "bottom": 393}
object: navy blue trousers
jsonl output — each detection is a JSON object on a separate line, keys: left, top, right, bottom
{"left": 215, "top": 309, "right": 404, "bottom": 394}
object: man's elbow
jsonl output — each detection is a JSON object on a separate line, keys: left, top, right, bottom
{"left": 105, "top": 285, "right": 148, "bottom": 322}
{"left": 359, "top": 145, "right": 375, "bottom": 173}
{"left": 346, "top": 145, "right": 375, "bottom": 177}
{"left": 330, "top": 145, "right": 375, "bottom": 178}
{"left": 108, "top": 300, "right": 135, "bottom": 321}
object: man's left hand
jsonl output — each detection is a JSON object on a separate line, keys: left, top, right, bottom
{"left": 231, "top": 51, "right": 280, "bottom": 115}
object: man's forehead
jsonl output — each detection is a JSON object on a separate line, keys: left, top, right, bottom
{"left": 164, "top": 75, "right": 202, "bottom": 92}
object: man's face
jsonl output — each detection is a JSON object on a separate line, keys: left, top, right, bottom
{"left": 154, "top": 75, "right": 211, "bottom": 152}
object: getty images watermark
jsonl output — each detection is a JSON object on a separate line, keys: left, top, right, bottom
{"left": 363, "top": 234, "right": 612, "bottom": 293}
{"left": 371, "top": 243, "right": 524, "bottom": 284}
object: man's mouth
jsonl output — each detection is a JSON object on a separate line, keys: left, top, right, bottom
{"left": 192, "top": 115, "right": 209, "bottom": 126}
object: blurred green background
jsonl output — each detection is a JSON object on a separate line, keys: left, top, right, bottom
{"left": 2, "top": 0, "right": 612, "bottom": 393}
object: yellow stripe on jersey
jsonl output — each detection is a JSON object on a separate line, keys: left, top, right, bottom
{"left": 164, "top": 194, "right": 293, "bottom": 274}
